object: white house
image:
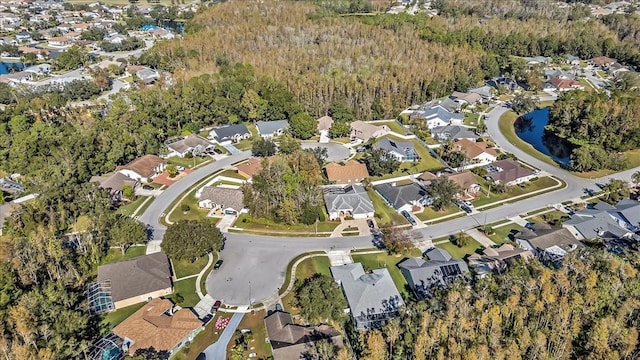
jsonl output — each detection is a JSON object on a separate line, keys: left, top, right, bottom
{"left": 115, "top": 154, "right": 167, "bottom": 182}
{"left": 323, "top": 185, "right": 375, "bottom": 221}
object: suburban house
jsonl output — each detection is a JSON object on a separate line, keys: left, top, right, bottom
{"left": 412, "top": 105, "right": 464, "bottom": 130}
{"left": 90, "top": 172, "right": 138, "bottom": 203}
{"left": 523, "top": 56, "right": 552, "bottom": 65}
{"left": 373, "top": 181, "right": 432, "bottom": 213}
{"left": 450, "top": 91, "right": 482, "bottom": 107}
{"left": 47, "top": 36, "right": 72, "bottom": 48}
{"left": 453, "top": 139, "right": 498, "bottom": 166}
{"left": 398, "top": 248, "right": 469, "bottom": 299}
{"left": 112, "top": 298, "right": 203, "bottom": 357}
{"left": 265, "top": 311, "right": 344, "bottom": 360}
{"left": 209, "top": 123, "right": 251, "bottom": 144}
{"left": 330, "top": 263, "right": 404, "bottom": 330}
{"left": 590, "top": 56, "right": 616, "bottom": 68}
{"left": 103, "top": 33, "right": 126, "bottom": 44}
{"left": 515, "top": 222, "right": 581, "bottom": 264}
{"left": 484, "top": 160, "right": 535, "bottom": 186}
{"left": 325, "top": 160, "right": 369, "bottom": 184}
{"left": 15, "top": 31, "right": 31, "bottom": 42}
{"left": 136, "top": 67, "right": 160, "bottom": 84}
{"left": 467, "top": 244, "right": 534, "bottom": 277}
{"left": 24, "top": 63, "right": 51, "bottom": 76}
{"left": 256, "top": 120, "right": 289, "bottom": 139}
{"left": 608, "top": 62, "right": 629, "bottom": 76}
{"left": 96, "top": 252, "right": 173, "bottom": 309}
{"left": 566, "top": 55, "right": 581, "bottom": 65}
{"left": 323, "top": 184, "right": 375, "bottom": 220}
{"left": 236, "top": 157, "right": 264, "bottom": 180}
{"left": 0, "top": 71, "right": 33, "bottom": 84}
{"left": 164, "top": 134, "right": 214, "bottom": 158}
{"left": 116, "top": 154, "right": 167, "bottom": 182}
{"left": 350, "top": 121, "right": 389, "bottom": 142}
{"left": 446, "top": 171, "right": 481, "bottom": 199}
{"left": 468, "top": 85, "right": 494, "bottom": 100}
{"left": 317, "top": 115, "right": 333, "bottom": 133}
{"left": 197, "top": 186, "right": 244, "bottom": 215}
{"left": 374, "top": 137, "right": 419, "bottom": 162}
{"left": 431, "top": 125, "right": 478, "bottom": 142}
{"left": 549, "top": 77, "right": 585, "bottom": 91}
{"left": 487, "top": 76, "right": 522, "bottom": 91}
{"left": 563, "top": 200, "right": 640, "bottom": 241}
{"left": 0, "top": 177, "right": 24, "bottom": 195}
{"left": 544, "top": 69, "right": 574, "bottom": 80}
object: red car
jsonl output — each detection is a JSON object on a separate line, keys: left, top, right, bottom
{"left": 211, "top": 300, "right": 221, "bottom": 313}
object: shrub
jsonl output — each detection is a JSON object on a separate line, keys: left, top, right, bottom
{"left": 181, "top": 204, "right": 191, "bottom": 212}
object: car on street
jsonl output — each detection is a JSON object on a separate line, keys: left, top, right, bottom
{"left": 213, "top": 259, "right": 223, "bottom": 270}
{"left": 401, "top": 210, "right": 418, "bottom": 226}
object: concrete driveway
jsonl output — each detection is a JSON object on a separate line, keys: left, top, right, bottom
{"left": 301, "top": 142, "right": 350, "bottom": 162}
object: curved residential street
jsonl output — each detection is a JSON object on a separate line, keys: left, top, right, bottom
{"left": 140, "top": 105, "right": 640, "bottom": 307}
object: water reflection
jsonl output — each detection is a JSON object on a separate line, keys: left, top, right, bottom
{"left": 514, "top": 107, "right": 572, "bottom": 165}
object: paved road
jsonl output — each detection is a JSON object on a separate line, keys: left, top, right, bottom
{"left": 141, "top": 151, "right": 251, "bottom": 254}
{"left": 201, "top": 311, "right": 244, "bottom": 360}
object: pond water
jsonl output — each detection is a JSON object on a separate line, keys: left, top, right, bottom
{"left": 0, "top": 61, "right": 24, "bottom": 75}
{"left": 514, "top": 107, "right": 573, "bottom": 165}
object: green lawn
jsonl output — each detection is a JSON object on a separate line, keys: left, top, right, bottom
{"left": 234, "top": 214, "right": 339, "bottom": 233}
{"left": 331, "top": 137, "right": 352, "bottom": 144}
{"left": 173, "top": 256, "right": 210, "bottom": 279}
{"left": 173, "top": 313, "right": 226, "bottom": 360}
{"left": 472, "top": 176, "right": 559, "bottom": 207}
{"left": 117, "top": 196, "right": 150, "bottom": 216}
{"left": 218, "top": 170, "right": 249, "bottom": 180}
{"left": 435, "top": 238, "right": 484, "bottom": 260}
{"left": 101, "top": 246, "right": 146, "bottom": 265}
{"left": 487, "top": 224, "right": 522, "bottom": 245}
{"left": 102, "top": 302, "right": 146, "bottom": 330}
{"left": 371, "top": 135, "right": 444, "bottom": 181}
{"left": 199, "top": 253, "right": 218, "bottom": 296}
{"left": 168, "top": 156, "right": 211, "bottom": 170}
{"left": 169, "top": 278, "right": 200, "bottom": 308}
{"left": 377, "top": 121, "right": 409, "bottom": 135}
{"left": 351, "top": 252, "right": 412, "bottom": 299}
{"left": 282, "top": 256, "right": 331, "bottom": 314}
{"left": 215, "top": 144, "right": 231, "bottom": 155}
{"left": 463, "top": 113, "right": 480, "bottom": 126}
{"left": 169, "top": 193, "right": 213, "bottom": 223}
{"left": 414, "top": 205, "right": 461, "bottom": 222}
{"left": 235, "top": 139, "right": 253, "bottom": 151}
{"left": 367, "top": 188, "right": 408, "bottom": 226}
{"left": 527, "top": 210, "right": 570, "bottom": 226}
{"left": 226, "top": 311, "right": 272, "bottom": 359}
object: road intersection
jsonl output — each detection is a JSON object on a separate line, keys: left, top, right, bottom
{"left": 140, "top": 105, "right": 640, "bottom": 307}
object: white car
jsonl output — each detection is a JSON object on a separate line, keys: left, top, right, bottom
{"left": 176, "top": 166, "right": 185, "bottom": 171}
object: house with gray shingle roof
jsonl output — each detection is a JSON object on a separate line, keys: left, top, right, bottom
{"left": 373, "top": 182, "right": 432, "bottom": 213}
{"left": 374, "top": 137, "right": 419, "bottom": 162}
{"left": 256, "top": 120, "right": 289, "bottom": 139}
{"left": 330, "top": 263, "right": 404, "bottom": 330}
{"left": 209, "top": 123, "right": 251, "bottom": 144}
{"left": 431, "top": 125, "right": 478, "bottom": 142}
{"left": 398, "top": 248, "right": 469, "bottom": 299}
{"left": 197, "top": 186, "right": 244, "bottom": 215}
{"left": 411, "top": 105, "right": 464, "bottom": 129}
{"left": 563, "top": 200, "right": 640, "bottom": 241}
{"left": 323, "top": 185, "right": 374, "bottom": 220}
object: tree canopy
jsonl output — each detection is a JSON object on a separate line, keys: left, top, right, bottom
{"left": 161, "top": 220, "right": 223, "bottom": 261}
{"left": 427, "top": 176, "right": 461, "bottom": 210}
{"left": 363, "top": 148, "right": 400, "bottom": 176}
{"left": 293, "top": 274, "right": 347, "bottom": 324}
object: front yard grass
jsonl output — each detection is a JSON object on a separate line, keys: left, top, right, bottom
{"left": 463, "top": 113, "right": 480, "bottom": 126}
{"left": 169, "top": 278, "right": 200, "bottom": 308}
{"left": 226, "top": 311, "right": 272, "bottom": 359}
{"left": 169, "top": 193, "right": 212, "bottom": 223}
{"left": 116, "top": 196, "right": 150, "bottom": 216}
{"left": 414, "top": 205, "right": 461, "bottom": 222}
{"left": 234, "top": 139, "right": 253, "bottom": 151}
{"left": 527, "top": 209, "right": 570, "bottom": 226}
{"left": 101, "top": 302, "right": 146, "bottom": 330}
{"left": 367, "top": 189, "right": 409, "bottom": 226}
{"left": 234, "top": 214, "right": 339, "bottom": 233}
{"left": 173, "top": 256, "right": 209, "bottom": 279}
{"left": 377, "top": 121, "right": 409, "bottom": 135}
{"left": 351, "top": 252, "right": 412, "bottom": 299}
{"left": 174, "top": 313, "right": 226, "bottom": 360}
{"left": 487, "top": 224, "right": 522, "bottom": 245}
{"left": 168, "top": 155, "right": 211, "bottom": 169}
{"left": 435, "top": 237, "right": 484, "bottom": 260}
{"left": 101, "top": 246, "right": 146, "bottom": 265}
{"left": 472, "top": 176, "right": 559, "bottom": 207}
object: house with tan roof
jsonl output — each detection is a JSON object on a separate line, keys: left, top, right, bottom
{"left": 446, "top": 171, "right": 481, "bottom": 199}
{"left": 317, "top": 115, "right": 333, "bottom": 131}
{"left": 236, "top": 157, "right": 267, "bottom": 180}
{"left": 113, "top": 298, "right": 203, "bottom": 356}
{"left": 467, "top": 244, "right": 533, "bottom": 277}
{"left": 453, "top": 139, "right": 497, "bottom": 167}
{"left": 197, "top": 187, "right": 244, "bottom": 215}
{"left": 90, "top": 172, "right": 138, "bottom": 203}
{"left": 450, "top": 91, "right": 482, "bottom": 107}
{"left": 350, "top": 121, "right": 389, "bottom": 142}
{"left": 116, "top": 154, "right": 167, "bottom": 182}
{"left": 548, "top": 77, "right": 585, "bottom": 91}
{"left": 590, "top": 56, "right": 616, "bottom": 67}
{"left": 164, "top": 134, "right": 214, "bottom": 158}
{"left": 325, "top": 160, "right": 369, "bottom": 184}
{"left": 97, "top": 252, "right": 173, "bottom": 309}
{"left": 265, "top": 311, "right": 343, "bottom": 360}
{"left": 484, "top": 159, "right": 535, "bottom": 186}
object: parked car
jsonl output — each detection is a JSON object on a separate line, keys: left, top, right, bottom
{"left": 401, "top": 210, "right": 418, "bottom": 226}
{"left": 176, "top": 166, "right": 185, "bottom": 171}
{"left": 142, "top": 184, "right": 154, "bottom": 191}
{"left": 213, "top": 259, "right": 223, "bottom": 270}
{"left": 275, "top": 303, "right": 283, "bottom": 312}
{"left": 211, "top": 300, "right": 221, "bottom": 313}
{"left": 367, "top": 219, "right": 375, "bottom": 229}
{"left": 463, "top": 200, "right": 474, "bottom": 209}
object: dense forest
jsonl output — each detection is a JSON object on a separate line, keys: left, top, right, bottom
{"left": 141, "top": 0, "right": 640, "bottom": 119}
{"left": 547, "top": 91, "right": 640, "bottom": 171}
{"left": 349, "top": 250, "right": 640, "bottom": 359}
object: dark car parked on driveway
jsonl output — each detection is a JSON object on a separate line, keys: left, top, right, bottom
{"left": 213, "top": 259, "right": 223, "bottom": 270}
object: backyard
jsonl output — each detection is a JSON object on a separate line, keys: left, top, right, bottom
{"left": 434, "top": 237, "right": 484, "bottom": 259}
{"left": 101, "top": 246, "right": 146, "bottom": 265}
{"left": 376, "top": 120, "right": 410, "bottom": 135}
{"left": 101, "top": 302, "right": 146, "bottom": 330}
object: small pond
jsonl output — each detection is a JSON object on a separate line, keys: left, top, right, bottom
{"left": 0, "top": 61, "right": 24, "bottom": 75}
{"left": 514, "top": 107, "right": 573, "bottom": 165}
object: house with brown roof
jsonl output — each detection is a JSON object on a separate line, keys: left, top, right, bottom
{"left": 590, "top": 56, "right": 616, "bottom": 67}
{"left": 113, "top": 298, "right": 203, "bottom": 356}
{"left": 236, "top": 157, "right": 265, "bottom": 180}
{"left": 325, "top": 160, "right": 370, "bottom": 184}
{"left": 548, "top": 77, "right": 585, "bottom": 91}
{"left": 265, "top": 311, "right": 344, "bottom": 360}
{"left": 484, "top": 159, "right": 535, "bottom": 186}
{"left": 514, "top": 222, "right": 581, "bottom": 264}
{"left": 467, "top": 244, "right": 534, "bottom": 277}
{"left": 317, "top": 115, "right": 333, "bottom": 132}
{"left": 90, "top": 172, "right": 138, "bottom": 203}
{"left": 97, "top": 252, "right": 173, "bottom": 309}
{"left": 350, "top": 121, "right": 389, "bottom": 142}
{"left": 453, "top": 139, "right": 498, "bottom": 167}
{"left": 446, "top": 171, "right": 481, "bottom": 199}
{"left": 197, "top": 187, "right": 244, "bottom": 215}
{"left": 116, "top": 154, "right": 167, "bottom": 182}
{"left": 450, "top": 91, "right": 483, "bottom": 107}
